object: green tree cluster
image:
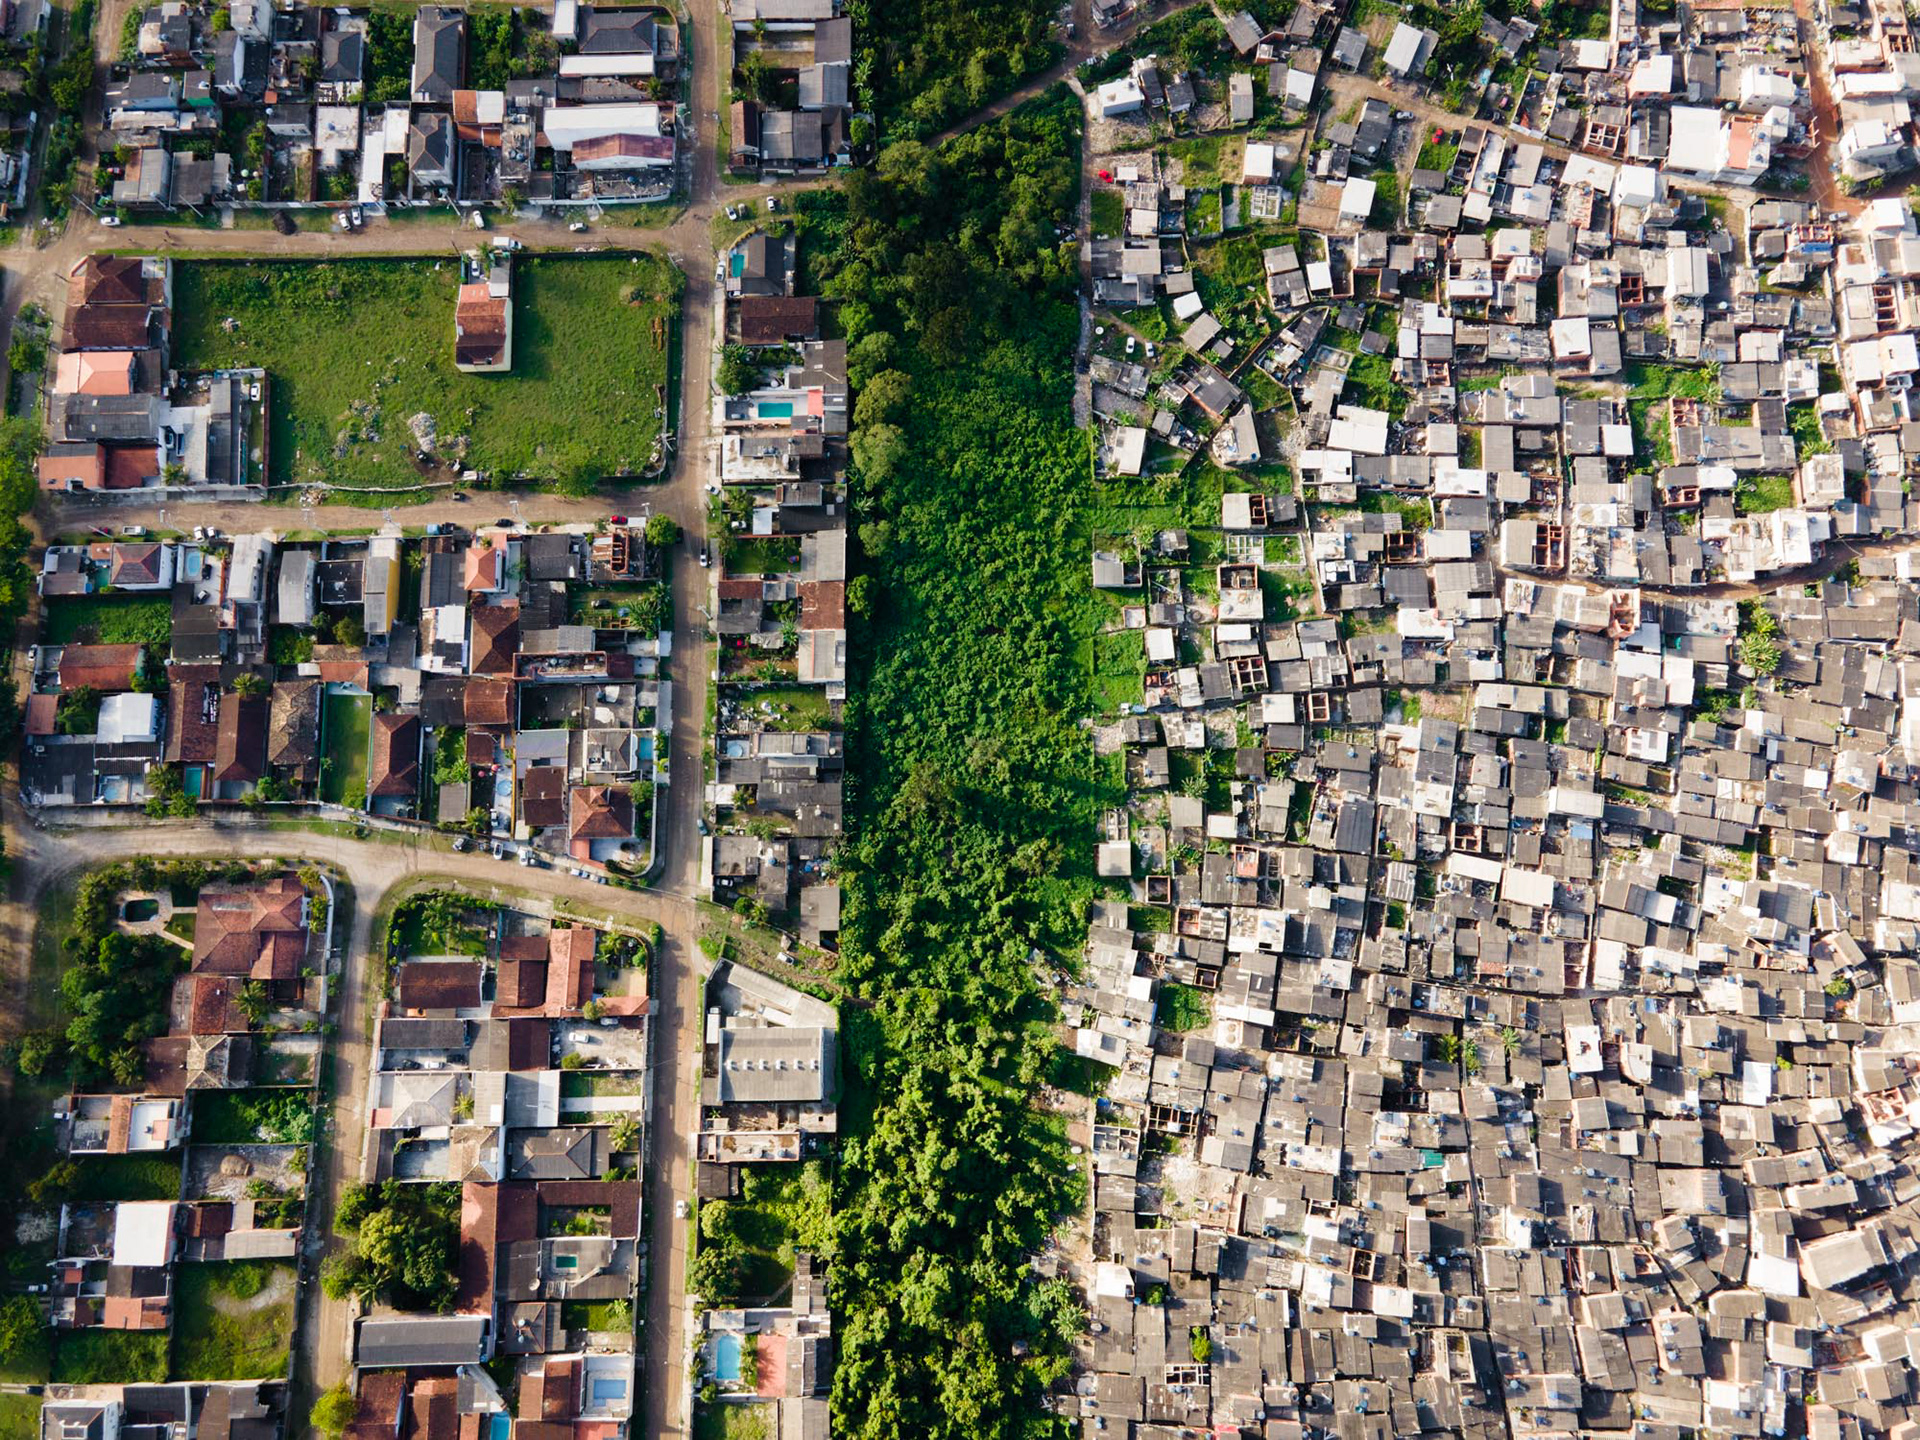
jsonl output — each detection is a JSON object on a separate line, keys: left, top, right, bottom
{"left": 793, "top": 90, "right": 1093, "bottom": 1438}
{"left": 323, "top": 1181, "right": 461, "bottom": 1311}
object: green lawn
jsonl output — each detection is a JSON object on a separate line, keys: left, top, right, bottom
{"left": 1736, "top": 473, "right": 1795, "bottom": 515}
{"left": 1157, "top": 982, "right": 1212, "bottom": 1032}
{"left": 171, "top": 254, "right": 679, "bottom": 488}
{"left": 170, "top": 1261, "right": 295, "bottom": 1379}
{"left": 694, "top": 1404, "right": 771, "bottom": 1440}
{"left": 561, "top": 1299, "right": 633, "bottom": 1333}
{"left": 72, "top": 1154, "right": 182, "bottom": 1201}
{"left": 320, "top": 692, "right": 371, "bottom": 805}
{"left": 54, "top": 1328, "right": 169, "bottom": 1384}
{"left": 1093, "top": 629, "right": 1146, "bottom": 714}
{"left": 0, "top": 1391, "right": 43, "bottom": 1440}
{"left": 1091, "top": 187, "right": 1123, "bottom": 239}
{"left": 43, "top": 595, "right": 172, "bottom": 645}
{"left": 731, "top": 686, "right": 833, "bottom": 732}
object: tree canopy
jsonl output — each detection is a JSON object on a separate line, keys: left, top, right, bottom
{"left": 800, "top": 89, "right": 1095, "bottom": 1440}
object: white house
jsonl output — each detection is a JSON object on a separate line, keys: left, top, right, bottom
{"left": 1095, "top": 77, "right": 1146, "bottom": 117}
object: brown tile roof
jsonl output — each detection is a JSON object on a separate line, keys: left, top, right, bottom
{"left": 396, "top": 960, "right": 483, "bottom": 1010}
{"left": 65, "top": 304, "right": 154, "bottom": 351}
{"left": 182, "top": 974, "right": 252, "bottom": 1034}
{"left": 456, "top": 1180, "right": 498, "bottom": 1315}
{"left": 191, "top": 875, "right": 308, "bottom": 979}
{"left": 800, "top": 579, "right": 846, "bottom": 629}
{"left": 166, "top": 667, "right": 223, "bottom": 763}
{"left": 737, "top": 295, "right": 819, "bottom": 344}
{"left": 469, "top": 601, "right": 520, "bottom": 675}
{"left": 464, "top": 677, "right": 514, "bottom": 727}
{"left": 109, "top": 542, "right": 164, "bottom": 586}
{"left": 464, "top": 728, "right": 497, "bottom": 766}
{"left": 368, "top": 711, "right": 421, "bottom": 799}
{"left": 495, "top": 957, "right": 548, "bottom": 1009}
{"left": 103, "top": 446, "right": 162, "bottom": 490}
{"left": 67, "top": 255, "right": 160, "bottom": 309}
{"left": 213, "top": 692, "right": 267, "bottom": 784}
{"left": 519, "top": 766, "right": 566, "bottom": 829}
{"left": 454, "top": 284, "right": 509, "bottom": 369}
{"left": 58, "top": 642, "right": 143, "bottom": 691}
{"left": 504, "top": 1016, "right": 549, "bottom": 1069}
{"left": 24, "top": 693, "right": 57, "bottom": 736}
{"left": 403, "top": 1377, "right": 460, "bottom": 1440}
{"left": 567, "top": 785, "right": 633, "bottom": 842}
{"left": 344, "top": 1371, "right": 407, "bottom": 1440}
{"left": 543, "top": 927, "right": 596, "bottom": 1014}
{"left": 267, "top": 679, "right": 320, "bottom": 777}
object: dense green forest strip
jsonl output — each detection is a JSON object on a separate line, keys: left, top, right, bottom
{"left": 841, "top": 0, "right": 1064, "bottom": 140}
{"left": 797, "top": 92, "right": 1095, "bottom": 1438}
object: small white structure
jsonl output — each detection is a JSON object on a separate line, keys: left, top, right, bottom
{"left": 112, "top": 1201, "right": 177, "bottom": 1269}
{"left": 1095, "top": 77, "right": 1146, "bottom": 117}
{"left": 1339, "top": 176, "right": 1377, "bottom": 223}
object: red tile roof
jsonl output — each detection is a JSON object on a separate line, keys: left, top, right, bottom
{"left": 396, "top": 960, "right": 483, "bottom": 1010}
{"left": 191, "top": 875, "right": 308, "bottom": 980}
{"left": 469, "top": 601, "right": 520, "bottom": 675}
{"left": 368, "top": 712, "right": 421, "bottom": 799}
{"left": 58, "top": 643, "right": 143, "bottom": 692}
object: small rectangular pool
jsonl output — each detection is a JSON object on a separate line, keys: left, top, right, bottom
{"left": 711, "top": 1333, "right": 742, "bottom": 1382}
{"left": 756, "top": 402, "right": 794, "bottom": 419}
{"left": 589, "top": 1377, "right": 627, "bottom": 1407}
{"left": 487, "top": 1414, "right": 509, "bottom": 1440}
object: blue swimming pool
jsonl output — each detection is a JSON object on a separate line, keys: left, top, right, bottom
{"left": 711, "top": 1333, "right": 742, "bottom": 1382}
{"left": 488, "top": 1414, "right": 509, "bottom": 1440}
{"left": 589, "top": 1377, "right": 627, "bottom": 1407}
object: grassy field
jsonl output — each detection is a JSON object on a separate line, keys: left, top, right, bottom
{"left": 170, "top": 1261, "right": 295, "bottom": 1379}
{"left": 320, "top": 692, "right": 371, "bottom": 805}
{"left": 72, "top": 1154, "right": 182, "bottom": 1201}
{"left": 54, "top": 1328, "right": 169, "bottom": 1384}
{"left": 43, "top": 595, "right": 172, "bottom": 645}
{"left": 0, "top": 1391, "right": 42, "bottom": 1440}
{"left": 693, "top": 1404, "right": 770, "bottom": 1440}
{"left": 171, "top": 254, "right": 679, "bottom": 488}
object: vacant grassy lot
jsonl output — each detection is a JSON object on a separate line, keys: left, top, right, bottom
{"left": 43, "top": 595, "right": 172, "bottom": 646}
{"left": 170, "top": 1261, "right": 295, "bottom": 1379}
{"left": 186, "top": 1089, "right": 315, "bottom": 1146}
{"left": 0, "top": 1391, "right": 42, "bottom": 1440}
{"left": 72, "top": 1154, "right": 182, "bottom": 1201}
{"left": 172, "top": 254, "right": 678, "bottom": 488}
{"left": 54, "top": 1328, "right": 169, "bottom": 1384}
{"left": 320, "top": 691, "right": 371, "bottom": 805}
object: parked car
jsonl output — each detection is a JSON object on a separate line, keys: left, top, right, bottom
{"left": 450, "top": 490, "right": 469, "bottom": 502}
{"left": 698, "top": 546, "right": 712, "bottom": 567}
{"left": 674, "top": 1200, "right": 689, "bottom": 1219}
{"left": 609, "top": 514, "right": 628, "bottom": 525}
{"left": 99, "top": 216, "right": 123, "bottom": 228}
{"left": 765, "top": 196, "right": 780, "bottom": 212}
{"left": 452, "top": 836, "right": 469, "bottom": 852}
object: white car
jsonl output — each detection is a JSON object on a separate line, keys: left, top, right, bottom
{"left": 99, "top": 216, "right": 123, "bottom": 228}
{"left": 674, "top": 1200, "right": 689, "bottom": 1219}
{"left": 569, "top": 221, "right": 588, "bottom": 232}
